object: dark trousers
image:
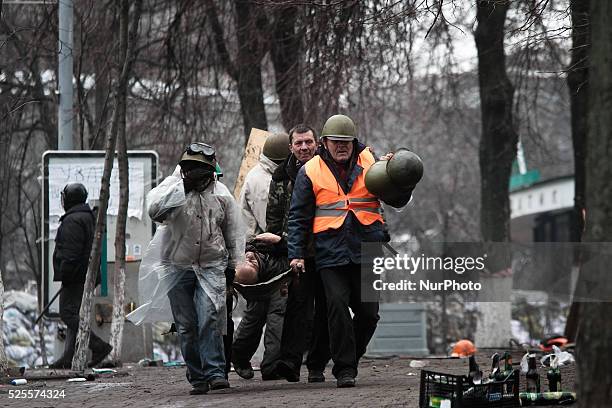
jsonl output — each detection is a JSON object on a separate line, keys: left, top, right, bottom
{"left": 306, "top": 267, "right": 331, "bottom": 372}
{"left": 231, "top": 291, "right": 286, "bottom": 377}
{"left": 57, "top": 282, "right": 108, "bottom": 363}
{"left": 319, "top": 263, "right": 379, "bottom": 378}
{"left": 279, "top": 258, "right": 331, "bottom": 376}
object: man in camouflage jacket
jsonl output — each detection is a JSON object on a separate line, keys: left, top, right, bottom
{"left": 266, "top": 124, "right": 331, "bottom": 383}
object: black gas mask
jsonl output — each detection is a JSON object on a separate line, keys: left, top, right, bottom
{"left": 181, "top": 163, "right": 216, "bottom": 193}
{"left": 179, "top": 142, "right": 218, "bottom": 194}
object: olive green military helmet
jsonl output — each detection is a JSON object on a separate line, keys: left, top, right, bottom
{"left": 179, "top": 142, "right": 217, "bottom": 168}
{"left": 263, "top": 132, "right": 290, "bottom": 161}
{"left": 365, "top": 158, "right": 415, "bottom": 208}
{"left": 365, "top": 160, "right": 396, "bottom": 197}
{"left": 386, "top": 148, "right": 423, "bottom": 188}
{"left": 321, "top": 114, "right": 356, "bottom": 141}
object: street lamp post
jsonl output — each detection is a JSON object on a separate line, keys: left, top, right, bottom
{"left": 57, "top": 0, "right": 73, "bottom": 150}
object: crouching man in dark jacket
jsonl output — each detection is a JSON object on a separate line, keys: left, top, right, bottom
{"left": 50, "top": 183, "right": 112, "bottom": 369}
{"left": 231, "top": 233, "right": 289, "bottom": 379}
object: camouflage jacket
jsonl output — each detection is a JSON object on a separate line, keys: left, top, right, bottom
{"left": 265, "top": 154, "right": 299, "bottom": 241}
{"left": 265, "top": 154, "right": 316, "bottom": 258}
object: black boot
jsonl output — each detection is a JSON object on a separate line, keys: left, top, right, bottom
{"left": 87, "top": 332, "right": 113, "bottom": 367}
{"left": 49, "top": 328, "right": 76, "bottom": 369}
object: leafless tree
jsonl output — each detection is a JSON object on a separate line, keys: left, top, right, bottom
{"left": 206, "top": 0, "right": 269, "bottom": 137}
{"left": 269, "top": 3, "right": 304, "bottom": 129}
{"left": 1, "top": 0, "right": 58, "bottom": 360}
{"left": 574, "top": 1, "right": 612, "bottom": 405}
{"left": 106, "top": 0, "right": 137, "bottom": 366}
{"left": 564, "top": 0, "right": 589, "bottom": 342}
{"left": 473, "top": 0, "right": 517, "bottom": 347}
{"left": 72, "top": 0, "right": 143, "bottom": 371}
{"left": 74, "top": 0, "right": 117, "bottom": 150}
{"left": 0, "top": 0, "right": 9, "bottom": 376}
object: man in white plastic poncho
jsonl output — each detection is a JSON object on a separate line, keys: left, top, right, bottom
{"left": 127, "top": 143, "right": 244, "bottom": 395}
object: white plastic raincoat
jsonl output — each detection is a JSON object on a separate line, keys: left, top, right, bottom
{"left": 238, "top": 153, "right": 278, "bottom": 236}
{"left": 127, "top": 166, "right": 245, "bottom": 334}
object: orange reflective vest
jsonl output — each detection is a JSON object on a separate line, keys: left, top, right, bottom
{"left": 305, "top": 148, "right": 383, "bottom": 234}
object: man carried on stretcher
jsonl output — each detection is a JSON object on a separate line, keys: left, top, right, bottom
{"left": 233, "top": 233, "right": 292, "bottom": 300}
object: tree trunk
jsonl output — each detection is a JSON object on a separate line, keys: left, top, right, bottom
{"left": 473, "top": 0, "right": 516, "bottom": 347}
{"left": 107, "top": 0, "right": 132, "bottom": 366}
{"left": 271, "top": 5, "right": 304, "bottom": 130}
{"left": 205, "top": 0, "right": 269, "bottom": 140}
{"left": 91, "top": 57, "right": 111, "bottom": 150}
{"left": 108, "top": 131, "right": 128, "bottom": 365}
{"left": 568, "top": 0, "right": 590, "bottom": 243}
{"left": 576, "top": 1, "right": 612, "bottom": 406}
{"left": 564, "top": 0, "right": 590, "bottom": 342}
{"left": 72, "top": 0, "right": 142, "bottom": 371}
{"left": 1, "top": 3, "right": 10, "bottom": 373}
{"left": 91, "top": 2, "right": 113, "bottom": 150}
{"left": 234, "top": 0, "right": 268, "bottom": 138}
{"left": 0, "top": 268, "right": 7, "bottom": 374}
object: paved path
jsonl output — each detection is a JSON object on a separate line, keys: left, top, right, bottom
{"left": 1, "top": 353, "right": 575, "bottom": 407}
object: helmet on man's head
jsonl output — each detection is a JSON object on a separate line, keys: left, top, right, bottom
{"left": 262, "top": 132, "right": 290, "bottom": 161}
{"left": 61, "top": 183, "right": 88, "bottom": 210}
{"left": 321, "top": 114, "right": 357, "bottom": 141}
{"left": 179, "top": 142, "right": 217, "bottom": 169}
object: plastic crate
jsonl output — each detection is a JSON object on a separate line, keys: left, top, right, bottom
{"left": 419, "top": 369, "right": 520, "bottom": 408}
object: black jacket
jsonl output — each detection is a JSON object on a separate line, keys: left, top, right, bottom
{"left": 246, "top": 239, "right": 290, "bottom": 282}
{"left": 287, "top": 142, "right": 387, "bottom": 270}
{"left": 53, "top": 203, "right": 95, "bottom": 283}
{"left": 266, "top": 153, "right": 320, "bottom": 259}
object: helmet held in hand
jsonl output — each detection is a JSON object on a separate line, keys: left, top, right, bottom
{"left": 386, "top": 148, "right": 423, "bottom": 188}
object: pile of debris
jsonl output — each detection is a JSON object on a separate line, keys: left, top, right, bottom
{"left": 2, "top": 289, "right": 55, "bottom": 368}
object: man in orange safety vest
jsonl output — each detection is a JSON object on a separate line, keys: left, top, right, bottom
{"left": 287, "top": 114, "right": 389, "bottom": 388}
